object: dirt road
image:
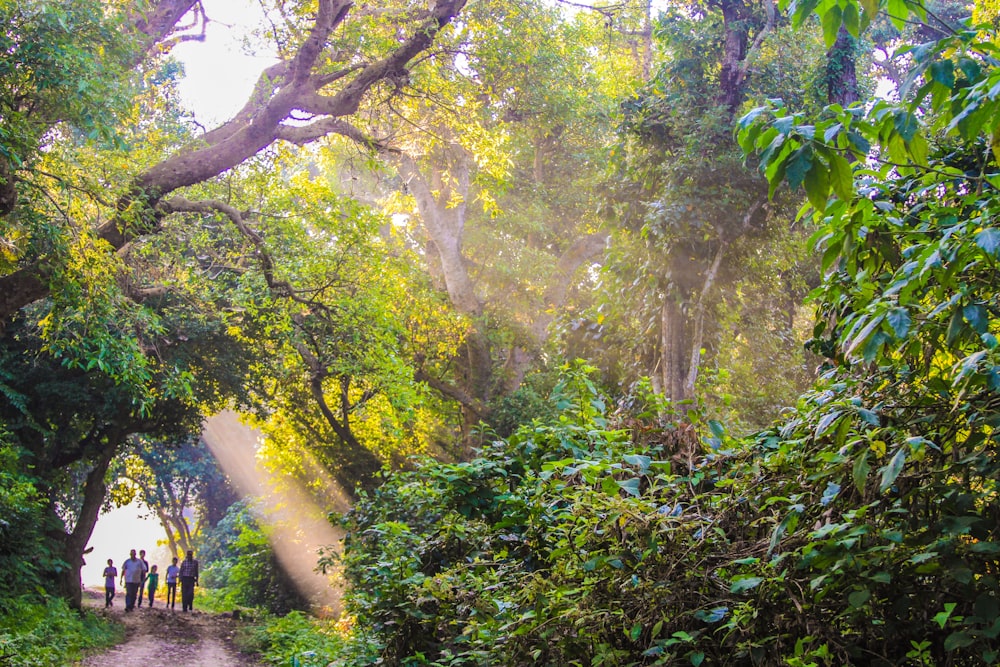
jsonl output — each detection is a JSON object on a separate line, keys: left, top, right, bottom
{"left": 75, "top": 591, "right": 263, "bottom": 666}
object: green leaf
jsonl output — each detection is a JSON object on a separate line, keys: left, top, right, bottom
{"left": 629, "top": 623, "right": 642, "bottom": 641}
{"left": 786, "top": 146, "right": 813, "bottom": 190}
{"left": 790, "top": 0, "right": 823, "bottom": 27}
{"left": 935, "top": 603, "right": 957, "bottom": 629}
{"left": 893, "top": 111, "right": 919, "bottom": 142}
{"left": 848, "top": 588, "right": 871, "bottom": 608}
{"left": 690, "top": 651, "right": 706, "bottom": 666}
{"left": 822, "top": 5, "right": 843, "bottom": 48}
{"left": 976, "top": 228, "right": 1000, "bottom": 256}
{"left": 886, "top": 307, "right": 911, "bottom": 339}
{"left": 879, "top": 448, "right": 906, "bottom": 493}
{"left": 617, "top": 478, "right": 641, "bottom": 497}
{"left": 947, "top": 307, "right": 967, "bottom": 346}
{"left": 887, "top": 0, "right": 907, "bottom": 28}
{"left": 842, "top": 2, "right": 860, "bottom": 36}
{"left": 623, "top": 454, "right": 652, "bottom": 470}
{"left": 804, "top": 161, "right": 831, "bottom": 211}
{"left": 929, "top": 60, "right": 955, "bottom": 89}
{"left": 944, "top": 631, "right": 975, "bottom": 651}
{"left": 730, "top": 576, "right": 765, "bottom": 594}
{"left": 828, "top": 152, "right": 854, "bottom": 202}
{"left": 963, "top": 304, "right": 989, "bottom": 334}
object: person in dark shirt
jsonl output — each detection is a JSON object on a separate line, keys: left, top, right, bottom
{"left": 102, "top": 559, "right": 117, "bottom": 608}
{"left": 137, "top": 549, "right": 150, "bottom": 607}
{"left": 179, "top": 550, "right": 199, "bottom": 612}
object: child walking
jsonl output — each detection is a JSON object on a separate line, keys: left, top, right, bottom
{"left": 145, "top": 564, "right": 159, "bottom": 607}
{"left": 102, "top": 559, "right": 117, "bottom": 608}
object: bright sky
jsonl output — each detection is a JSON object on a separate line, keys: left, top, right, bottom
{"left": 82, "top": 503, "right": 173, "bottom": 588}
{"left": 170, "top": 0, "right": 278, "bottom": 126}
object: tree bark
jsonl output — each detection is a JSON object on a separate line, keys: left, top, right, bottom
{"left": 717, "top": 0, "right": 750, "bottom": 113}
{"left": 54, "top": 440, "right": 119, "bottom": 609}
{"left": 827, "top": 26, "right": 859, "bottom": 106}
{"left": 661, "top": 298, "right": 687, "bottom": 402}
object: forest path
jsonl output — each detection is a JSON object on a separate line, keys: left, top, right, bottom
{"left": 75, "top": 590, "right": 262, "bottom": 667}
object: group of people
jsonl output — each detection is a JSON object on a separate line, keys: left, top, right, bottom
{"left": 101, "top": 549, "right": 199, "bottom": 612}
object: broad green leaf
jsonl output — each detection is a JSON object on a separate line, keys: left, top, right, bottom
{"left": 786, "top": 146, "right": 813, "bottom": 190}
{"left": 852, "top": 451, "right": 872, "bottom": 493}
{"left": 828, "top": 151, "right": 854, "bottom": 202}
{"left": 935, "top": 602, "right": 957, "bottom": 629}
{"left": 879, "top": 448, "right": 906, "bottom": 492}
{"left": 690, "top": 651, "right": 706, "bottom": 666}
{"left": 887, "top": 0, "right": 907, "bottom": 29}
{"left": 946, "top": 307, "right": 967, "bottom": 346}
{"left": 730, "top": 576, "right": 765, "bottom": 593}
{"left": 617, "top": 478, "right": 641, "bottom": 497}
{"left": 822, "top": 6, "right": 843, "bottom": 48}
{"left": 842, "top": 2, "right": 860, "bottom": 37}
{"left": 963, "top": 304, "right": 989, "bottom": 334}
{"left": 929, "top": 60, "right": 955, "bottom": 89}
{"left": 976, "top": 228, "right": 1000, "bottom": 256}
{"left": 887, "top": 307, "right": 911, "bottom": 339}
{"left": 945, "top": 631, "right": 976, "bottom": 651}
{"left": 894, "top": 110, "right": 920, "bottom": 142}
{"left": 848, "top": 588, "right": 870, "bottom": 608}
{"left": 804, "top": 161, "right": 831, "bottom": 211}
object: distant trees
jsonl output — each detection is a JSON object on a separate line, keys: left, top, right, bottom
{"left": 585, "top": 1, "right": 829, "bottom": 426}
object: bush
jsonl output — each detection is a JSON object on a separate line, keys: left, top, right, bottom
{"left": 0, "top": 596, "right": 123, "bottom": 666}
{"left": 335, "top": 360, "right": 1000, "bottom": 666}
{"left": 199, "top": 500, "right": 311, "bottom": 615}
{"left": 237, "top": 611, "right": 347, "bottom": 667}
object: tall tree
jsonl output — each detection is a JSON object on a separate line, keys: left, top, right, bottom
{"left": 592, "top": 3, "right": 827, "bottom": 421}
{"left": 0, "top": 0, "right": 468, "bottom": 327}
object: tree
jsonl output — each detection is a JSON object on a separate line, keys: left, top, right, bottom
{"left": 0, "top": 0, "right": 469, "bottom": 330}
{"left": 590, "top": 3, "right": 827, "bottom": 423}
{"left": 329, "top": 1, "right": 643, "bottom": 440}
{"left": 116, "top": 435, "right": 234, "bottom": 559}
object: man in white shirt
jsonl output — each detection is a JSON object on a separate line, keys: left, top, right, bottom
{"left": 119, "top": 549, "right": 144, "bottom": 612}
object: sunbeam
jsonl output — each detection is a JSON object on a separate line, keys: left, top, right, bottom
{"left": 202, "top": 411, "right": 346, "bottom": 613}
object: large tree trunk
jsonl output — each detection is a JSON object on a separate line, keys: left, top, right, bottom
{"left": 827, "top": 26, "right": 859, "bottom": 105}
{"left": 53, "top": 441, "right": 119, "bottom": 610}
{"left": 661, "top": 298, "right": 688, "bottom": 402}
{"left": 718, "top": 0, "right": 750, "bottom": 113}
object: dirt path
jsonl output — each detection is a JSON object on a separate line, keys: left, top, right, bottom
{"left": 75, "top": 590, "right": 263, "bottom": 667}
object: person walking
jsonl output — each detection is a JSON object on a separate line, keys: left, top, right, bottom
{"left": 119, "top": 550, "right": 144, "bottom": 612}
{"left": 102, "top": 559, "right": 117, "bottom": 608}
{"left": 136, "top": 549, "right": 150, "bottom": 607}
{"left": 179, "top": 550, "right": 199, "bottom": 612}
{"left": 145, "top": 564, "right": 159, "bottom": 607}
{"left": 165, "top": 557, "right": 179, "bottom": 609}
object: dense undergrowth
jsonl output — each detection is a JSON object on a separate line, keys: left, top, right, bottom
{"left": 327, "top": 356, "right": 1000, "bottom": 666}
{"left": 0, "top": 596, "right": 123, "bottom": 666}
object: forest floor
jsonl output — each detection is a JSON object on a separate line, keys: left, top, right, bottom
{"left": 74, "top": 589, "right": 262, "bottom": 666}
